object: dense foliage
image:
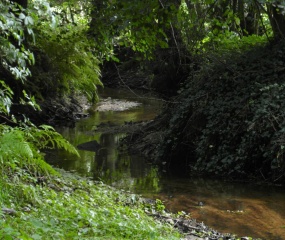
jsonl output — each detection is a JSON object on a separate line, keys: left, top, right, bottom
{"left": 0, "top": 0, "right": 87, "bottom": 177}
{"left": 153, "top": 41, "right": 285, "bottom": 182}
{"left": 30, "top": 0, "right": 102, "bottom": 102}
{"left": 0, "top": 1, "right": 183, "bottom": 239}
{"left": 116, "top": 1, "right": 285, "bottom": 183}
{"left": 1, "top": 0, "right": 285, "bottom": 238}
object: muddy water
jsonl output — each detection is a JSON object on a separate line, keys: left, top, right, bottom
{"left": 46, "top": 88, "right": 285, "bottom": 240}
{"left": 146, "top": 178, "right": 285, "bottom": 240}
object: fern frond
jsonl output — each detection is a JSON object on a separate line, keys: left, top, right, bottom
{"left": 27, "top": 125, "right": 79, "bottom": 157}
{"left": 0, "top": 128, "right": 34, "bottom": 161}
{"left": 0, "top": 124, "right": 77, "bottom": 178}
{"left": 35, "top": 22, "right": 102, "bottom": 102}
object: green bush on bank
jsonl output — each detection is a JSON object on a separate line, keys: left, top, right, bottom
{"left": 158, "top": 40, "right": 285, "bottom": 182}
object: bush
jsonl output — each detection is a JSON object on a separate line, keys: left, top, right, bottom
{"left": 157, "top": 40, "right": 285, "bottom": 182}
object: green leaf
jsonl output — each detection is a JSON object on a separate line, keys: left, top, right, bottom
{"left": 234, "top": 16, "right": 240, "bottom": 25}
{"left": 31, "top": 234, "right": 42, "bottom": 240}
{"left": 19, "top": 13, "right": 25, "bottom": 20}
{"left": 27, "top": 16, "right": 34, "bottom": 25}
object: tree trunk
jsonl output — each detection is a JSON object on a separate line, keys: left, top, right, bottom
{"left": 13, "top": 0, "right": 28, "bottom": 8}
{"left": 267, "top": 3, "right": 285, "bottom": 40}
{"left": 88, "top": 1, "right": 105, "bottom": 38}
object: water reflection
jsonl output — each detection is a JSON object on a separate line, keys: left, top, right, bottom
{"left": 45, "top": 88, "right": 163, "bottom": 194}
{"left": 46, "top": 130, "right": 161, "bottom": 193}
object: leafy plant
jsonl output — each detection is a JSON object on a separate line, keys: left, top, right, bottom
{"left": 0, "top": 123, "right": 78, "bottom": 177}
{"left": 0, "top": 81, "right": 13, "bottom": 115}
{"left": 20, "top": 0, "right": 102, "bottom": 102}
{"left": 155, "top": 39, "right": 285, "bottom": 182}
{"left": 0, "top": 0, "right": 35, "bottom": 82}
{"left": 0, "top": 170, "right": 181, "bottom": 239}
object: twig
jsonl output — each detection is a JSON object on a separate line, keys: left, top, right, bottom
{"left": 254, "top": 0, "right": 270, "bottom": 42}
{"left": 158, "top": 0, "right": 182, "bottom": 65}
{"left": 0, "top": 114, "right": 17, "bottom": 125}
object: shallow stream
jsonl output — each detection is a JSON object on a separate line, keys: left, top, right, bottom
{"left": 46, "top": 88, "right": 285, "bottom": 240}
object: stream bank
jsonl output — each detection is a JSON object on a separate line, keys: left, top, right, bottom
{"left": 1, "top": 167, "right": 181, "bottom": 239}
{"left": 44, "top": 88, "right": 285, "bottom": 239}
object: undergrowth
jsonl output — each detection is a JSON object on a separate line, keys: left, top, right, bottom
{"left": 0, "top": 118, "right": 181, "bottom": 239}
{"left": 0, "top": 169, "right": 181, "bottom": 239}
{"left": 157, "top": 40, "right": 285, "bottom": 182}
{"left": 30, "top": 12, "right": 102, "bottom": 102}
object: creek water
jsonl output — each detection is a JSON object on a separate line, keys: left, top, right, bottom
{"left": 46, "top": 88, "right": 285, "bottom": 240}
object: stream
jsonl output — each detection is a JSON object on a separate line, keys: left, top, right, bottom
{"left": 46, "top": 88, "right": 285, "bottom": 240}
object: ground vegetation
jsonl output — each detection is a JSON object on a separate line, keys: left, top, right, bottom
{"left": 1, "top": 168, "right": 183, "bottom": 239}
